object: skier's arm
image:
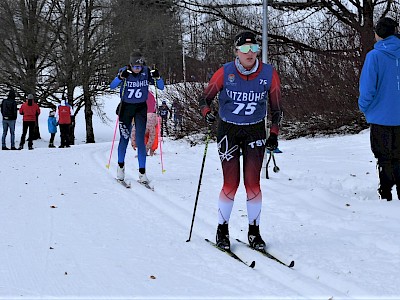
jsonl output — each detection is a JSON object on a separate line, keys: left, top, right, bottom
{"left": 198, "top": 67, "right": 224, "bottom": 116}
{"left": 110, "top": 76, "right": 123, "bottom": 90}
{"left": 147, "top": 68, "right": 165, "bottom": 90}
{"left": 269, "top": 69, "right": 283, "bottom": 136}
{"left": 110, "top": 66, "right": 128, "bottom": 90}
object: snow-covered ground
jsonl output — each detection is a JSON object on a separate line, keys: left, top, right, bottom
{"left": 1, "top": 90, "right": 399, "bottom": 300}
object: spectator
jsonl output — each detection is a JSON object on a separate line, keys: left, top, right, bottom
{"left": 18, "top": 94, "right": 40, "bottom": 150}
{"left": 48, "top": 109, "right": 57, "bottom": 148}
{"left": 1, "top": 89, "right": 18, "bottom": 150}
{"left": 56, "top": 97, "right": 74, "bottom": 148}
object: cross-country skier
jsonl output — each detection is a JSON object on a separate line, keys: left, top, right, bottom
{"left": 110, "top": 51, "right": 164, "bottom": 184}
{"left": 198, "top": 31, "right": 283, "bottom": 250}
{"left": 158, "top": 100, "right": 171, "bottom": 137}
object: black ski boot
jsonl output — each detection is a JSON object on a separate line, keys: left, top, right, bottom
{"left": 216, "top": 223, "right": 230, "bottom": 250}
{"left": 248, "top": 224, "right": 266, "bottom": 251}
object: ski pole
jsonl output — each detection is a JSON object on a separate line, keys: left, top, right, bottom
{"left": 272, "top": 151, "right": 280, "bottom": 173}
{"left": 106, "top": 75, "right": 127, "bottom": 169}
{"left": 106, "top": 116, "right": 119, "bottom": 169}
{"left": 153, "top": 66, "right": 166, "bottom": 173}
{"left": 265, "top": 150, "right": 280, "bottom": 179}
{"left": 265, "top": 150, "right": 272, "bottom": 179}
{"left": 186, "top": 127, "right": 211, "bottom": 242}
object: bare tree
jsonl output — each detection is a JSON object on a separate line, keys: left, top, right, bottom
{"left": 0, "top": 0, "right": 60, "bottom": 138}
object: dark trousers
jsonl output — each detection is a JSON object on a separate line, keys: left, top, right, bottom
{"left": 161, "top": 117, "right": 168, "bottom": 136}
{"left": 59, "top": 124, "right": 70, "bottom": 147}
{"left": 49, "top": 133, "right": 56, "bottom": 144}
{"left": 20, "top": 121, "right": 35, "bottom": 148}
{"left": 370, "top": 124, "right": 400, "bottom": 200}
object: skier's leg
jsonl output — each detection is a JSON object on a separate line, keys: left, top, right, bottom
{"left": 243, "top": 121, "right": 266, "bottom": 226}
{"left": 134, "top": 104, "right": 147, "bottom": 170}
{"left": 117, "top": 106, "right": 133, "bottom": 165}
{"left": 242, "top": 122, "right": 267, "bottom": 249}
{"left": 217, "top": 121, "right": 241, "bottom": 225}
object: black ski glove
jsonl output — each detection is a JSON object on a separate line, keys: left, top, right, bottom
{"left": 266, "top": 133, "right": 278, "bottom": 151}
{"left": 205, "top": 111, "right": 216, "bottom": 125}
{"left": 150, "top": 68, "right": 160, "bottom": 79}
{"left": 118, "top": 66, "right": 131, "bottom": 80}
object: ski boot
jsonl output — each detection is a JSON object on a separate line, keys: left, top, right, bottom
{"left": 139, "top": 172, "right": 149, "bottom": 184}
{"left": 248, "top": 224, "right": 266, "bottom": 251}
{"left": 216, "top": 222, "right": 230, "bottom": 250}
{"left": 117, "top": 164, "right": 125, "bottom": 181}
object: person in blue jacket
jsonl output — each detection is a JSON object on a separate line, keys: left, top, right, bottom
{"left": 358, "top": 17, "right": 400, "bottom": 201}
{"left": 48, "top": 109, "right": 57, "bottom": 148}
{"left": 110, "top": 51, "right": 164, "bottom": 184}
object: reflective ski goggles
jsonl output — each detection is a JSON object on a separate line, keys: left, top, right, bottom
{"left": 236, "top": 44, "right": 260, "bottom": 54}
{"left": 131, "top": 65, "right": 143, "bottom": 71}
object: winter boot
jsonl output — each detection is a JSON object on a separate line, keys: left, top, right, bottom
{"left": 28, "top": 146, "right": 34, "bottom": 150}
{"left": 248, "top": 224, "right": 266, "bottom": 251}
{"left": 377, "top": 161, "right": 394, "bottom": 201}
{"left": 2, "top": 146, "right": 9, "bottom": 150}
{"left": 216, "top": 222, "right": 230, "bottom": 250}
{"left": 378, "top": 188, "right": 392, "bottom": 201}
{"left": 116, "top": 164, "right": 125, "bottom": 181}
{"left": 139, "top": 173, "right": 149, "bottom": 184}
{"left": 18, "top": 144, "right": 23, "bottom": 150}
{"left": 49, "top": 143, "right": 55, "bottom": 148}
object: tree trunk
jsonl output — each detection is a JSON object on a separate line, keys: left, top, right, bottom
{"left": 84, "top": 87, "right": 95, "bottom": 143}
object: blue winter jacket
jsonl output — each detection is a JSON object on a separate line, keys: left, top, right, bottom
{"left": 48, "top": 116, "right": 58, "bottom": 134}
{"left": 358, "top": 35, "right": 400, "bottom": 125}
{"left": 110, "top": 66, "right": 164, "bottom": 104}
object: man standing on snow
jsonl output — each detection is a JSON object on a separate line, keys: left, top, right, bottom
{"left": 56, "top": 96, "right": 74, "bottom": 148}
{"left": 358, "top": 17, "right": 400, "bottom": 201}
{"left": 198, "top": 31, "right": 282, "bottom": 251}
{"left": 19, "top": 94, "right": 40, "bottom": 150}
{"left": 1, "top": 89, "right": 18, "bottom": 150}
{"left": 110, "top": 51, "right": 164, "bottom": 184}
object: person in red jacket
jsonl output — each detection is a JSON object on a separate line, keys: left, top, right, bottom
{"left": 56, "top": 97, "right": 74, "bottom": 148}
{"left": 18, "top": 94, "right": 40, "bottom": 150}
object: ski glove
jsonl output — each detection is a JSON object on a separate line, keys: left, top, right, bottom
{"left": 118, "top": 66, "right": 132, "bottom": 80}
{"left": 150, "top": 68, "right": 160, "bottom": 79}
{"left": 266, "top": 133, "right": 278, "bottom": 151}
{"left": 205, "top": 111, "right": 216, "bottom": 125}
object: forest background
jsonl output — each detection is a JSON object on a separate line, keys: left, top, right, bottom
{"left": 0, "top": 0, "right": 399, "bottom": 142}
